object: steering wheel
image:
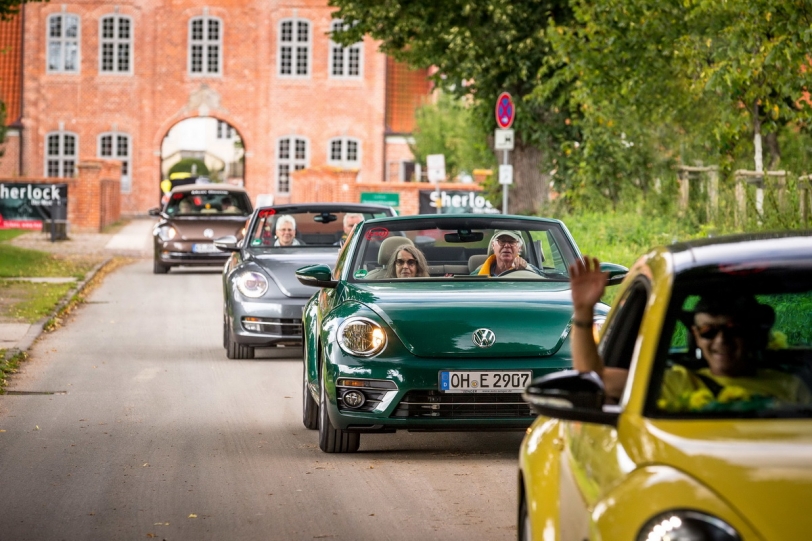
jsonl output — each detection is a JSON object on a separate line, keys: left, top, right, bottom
{"left": 497, "top": 269, "right": 541, "bottom": 279}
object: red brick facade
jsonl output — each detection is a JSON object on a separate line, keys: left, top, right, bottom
{"left": 6, "top": 1, "right": 432, "bottom": 217}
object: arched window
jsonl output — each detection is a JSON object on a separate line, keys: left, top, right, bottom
{"left": 189, "top": 16, "right": 222, "bottom": 75}
{"left": 278, "top": 18, "right": 310, "bottom": 77}
{"left": 98, "top": 132, "right": 132, "bottom": 193}
{"left": 47, "top": 13, "right": 80, "bottom": 73}
{"left": 327, "top": 137, "right": 361, "bottom": 169}
{"left": 329, "top": 20, "right": 362, "bottom": 78}
{"left": 277, "top": 136, "right": 308, "bottom": 193}
{"left": 45, "top": 131, "right": 78, "bottom": 178}
{"left": 99, "top": 14, "right": 133, "bottom": 74}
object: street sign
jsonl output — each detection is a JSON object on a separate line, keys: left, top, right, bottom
{"left": 494, "top": 129, "right": 515, "bottom": 150}
{"left": 495, "top": 92, "right": 515, "bottom": 129}
{"left": 360, "top": 191, "right": 400, "bottom": 210}
{"left": 426, "top": 154, "right": 446, "bottom": 183}
{"left": 498, "top": 164, "right": 514, "bottom": 185}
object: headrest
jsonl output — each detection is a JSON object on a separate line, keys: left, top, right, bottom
{"left": 378, "top": 236, "right": 414, "bottom": 265}
{"left": 468, "top": 254, "right": 488, "bottom": 273}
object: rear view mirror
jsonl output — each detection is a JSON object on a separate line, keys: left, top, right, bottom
{"left": 296, "top": 264, "right": 338, "bottom": 288}
{"left": 314, "top": 212, "right": 338, "bottom": 224}
{"left": 214, "top": 236, "right": 239, "bottom": 252}
{"left": 148, "top": 208, "right": 162, "bottom": 217}
{"left": 444, "top": 229, "right": 484, "bottom": 243}
{"left": 600, "top": 262, "right": 629, "bottom": 285}
{"left": 523, "top": 370, "right": 618, "bottom": 426}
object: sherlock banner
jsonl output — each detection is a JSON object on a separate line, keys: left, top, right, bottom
{"left": 419, "top": 189, "right": 499, "bottom": 215}
{"left": 0, "top": 182, "right": 68, "bottom": 230}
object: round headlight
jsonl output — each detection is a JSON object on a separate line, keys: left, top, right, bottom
{"left": 337, "top": 317, "right": 387, "bottom": 357}
{"left": 637, "top": 510, "right": 741, "bottom": 541}
{"left": 157, "top": 226, "right": 177, "bottom": 241}
{"left": 235, "top": 271, "right": 269, "bottom": 298}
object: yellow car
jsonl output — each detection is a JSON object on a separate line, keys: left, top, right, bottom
{"left": 518, "top": 232, "right": 812, "bottom": 541}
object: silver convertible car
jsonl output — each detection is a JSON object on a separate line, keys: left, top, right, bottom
{"left": 215, "top": 203, "right": 396, "bottom": 359}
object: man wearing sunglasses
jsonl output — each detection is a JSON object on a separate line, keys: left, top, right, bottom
{"left": 473, "top": 230, "right": 542, "bottom": 276}
{"left": 568, "top": 257, "right": 811, "bottom": 407}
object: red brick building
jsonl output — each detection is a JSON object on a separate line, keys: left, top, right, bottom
{"left": 0, "top": 1, "right": 432, "bottom": 216}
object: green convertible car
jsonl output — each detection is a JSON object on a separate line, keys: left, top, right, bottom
{"left": 295, "top": 214, "right": 627, "bottom": 453}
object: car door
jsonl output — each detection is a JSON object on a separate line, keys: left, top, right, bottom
{"left": 558, "top": 278, "right": 651, "bottom": 540}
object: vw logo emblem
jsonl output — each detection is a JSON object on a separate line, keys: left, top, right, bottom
{"left": 203, "top": 228, "right": 214, "bottom": 238}
{"left": 472, "top": 328, "right": 496, "bottom": 348}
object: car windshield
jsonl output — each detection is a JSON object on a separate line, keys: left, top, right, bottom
{"left": 348, "top": 217, "right": 577, "bottom": 281}
{"left": 246, "top": 209, "right": 391, "bottom": 248}
{"left": 650, "top": 266, "right": 812, "bottom": 419}
{"left": 165, "top": 189, "right": 251, "bottom": 216}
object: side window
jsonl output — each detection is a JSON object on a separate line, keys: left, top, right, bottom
{"left": 276, "top": 137, "right": 308, "bottom": 194}
{"left": 98, "top": 132, "right": 132, "bottom": 193}
{"left": 329, "top": 20, "right": 362, "bottom": 78}
{"left": 45, "top": 131, "right": 78, "bottom": 178}
{"left": 327, "top": 137, "right": 361, "bottom": 169}
{"left": 598, "top": 280, "right": 650, "bottom": 371}
{"left": 278, "top": 18, "right": 310, "bottom": 77}
{"left": 99, "top": 15, "right": 132, "bottom": 74}
{"left": 47, "top": 13, "right": 80, "bottom": 73}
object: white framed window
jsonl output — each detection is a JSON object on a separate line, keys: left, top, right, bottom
{"left": 327, "top": 137, "right": 361, "bottom": 168}
{"left": 277, "top": 136, "right": 308, "bottom": 193}
{"left": 47, "top": 13, "right": 80, "bottom": 73}
{"left": 99, "top": 15, "right": 133, "bottom": 74}
{"left": 278, "top": 18, "right": 310, "bottom": 77}
{"left": 98, "top": 132, "right": 132, "bottom": 193}
{"left": 189, "top": 16, "right": 222, "bottom": 75}
{"left": 45, "top": 131, "right": 78, "bottom": 178}
{"left": 329, "top": 20, "right": 362, "bottom": 78}
{"left": 217, "top": 120, "right": 235, "bottom": 139}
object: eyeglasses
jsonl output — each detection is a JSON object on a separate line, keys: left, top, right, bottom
{"left": 695, "top": 322, "right": 745, "bottom": 340}
{"left": 495, "top": 238, "right": 519, "bottom": 246}
{"left": 395, "top": 258, "right": 417, "bottom": 267}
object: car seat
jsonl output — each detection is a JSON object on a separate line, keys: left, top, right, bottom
{"left": 468, "top": 254, "right": 488, "bottom": 273}
{"left": 365, "top": 237, "right": 414, "bottom": 279}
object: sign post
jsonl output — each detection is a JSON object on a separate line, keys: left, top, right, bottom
{"left": 494, "top": 92, "right": 515, "bottom": 214}
{"left": 426, "top": 154, "right": 446, "bottom": 214}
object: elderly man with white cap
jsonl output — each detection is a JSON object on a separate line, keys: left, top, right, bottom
{"left": 473, "top": 230, "right": 540, "bottom": 277}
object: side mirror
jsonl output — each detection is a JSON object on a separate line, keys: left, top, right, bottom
{"left": 148, "top": 208, "right": 162, "bottom": 217}
{"left": 600, "top": 262, "right": 628, "bottom": 286}
{"left": 523, "top": 370, "right": 618, "bottom": 426}
{"left": 214, "top": 235, "right": 240, "bottom": 252}
{"left": 296, "top": 264, "right": 338, "bottom": 289}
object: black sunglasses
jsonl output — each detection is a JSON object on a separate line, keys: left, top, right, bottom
{"left": 695, "top": 323, "right": 745, "bottom": 340}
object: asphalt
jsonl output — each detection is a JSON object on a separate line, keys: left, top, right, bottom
{"left": 1, "top": 218, "right": 155, "bottom": 359}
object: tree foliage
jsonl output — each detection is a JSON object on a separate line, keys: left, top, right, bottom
{"left": 329, "top": 0, "right": 578, "bottom": 214}
{"left": 168, "top": 158, "right": 209, "bottom": 178}
{"left": 0, "top": 0, "right": 44, "bottom": 21}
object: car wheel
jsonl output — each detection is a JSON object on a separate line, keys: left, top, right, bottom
{"left": 518, "top": 489, "right": 532, "bottom": 541}
{"left": 318, "top": 371, "right": 360, "bottom": 453}
{"left": 302, "top": 364, "right": 319, "bottom": 430}
{"left": 225, "top": 322, "right": 254, "bottom": 360}
{"left": 153, "top": 258, "right": 169, "bottom": 274}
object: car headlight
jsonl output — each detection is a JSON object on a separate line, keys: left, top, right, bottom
{"left": 235, "top": 271, "right": 269, "bottom": 298}
{"left": 637, "top": 510, "right": 741, "bottom": 541}
{"left": 157, "top": 225, "right": 177, "bottom": 241}
{"left": 337, "top": 317, "right": 387, "bottom": 357}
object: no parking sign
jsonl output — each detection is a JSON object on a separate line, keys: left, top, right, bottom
{"left": 495, "top": 92, "right": 515, "bottom": 129}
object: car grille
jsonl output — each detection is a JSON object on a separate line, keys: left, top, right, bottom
{"left": 391, "top": 390, "right": 533, "bottom": 419}
{"left": 241, "top": 317, "right": 302, "bottom": 336}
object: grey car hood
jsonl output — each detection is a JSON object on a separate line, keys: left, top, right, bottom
{"left": 252, "top": 249, "right": 339, "bottom": 298}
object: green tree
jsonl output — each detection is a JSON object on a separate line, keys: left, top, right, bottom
{"left": 0, "top": 0, "right": 40, "bottom": 21}
{"left": 410, "top": 93, "right": 495, "bottom": 180}
{"left": 329, "top": 0, "right": 578, "bottom": 214}
{"left": 168, "top": 158, "right": 209, "bottom": 178}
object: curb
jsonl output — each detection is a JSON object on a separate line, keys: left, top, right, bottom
{"left": 2, "top": 257, "right": 113, "bottom": 361}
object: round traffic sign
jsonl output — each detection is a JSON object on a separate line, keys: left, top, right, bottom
{"left": 495, "top": 92, "right": 515, "bottom": 129}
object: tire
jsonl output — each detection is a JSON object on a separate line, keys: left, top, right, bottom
{"left": 518, "top": 490, "right": 532, "bottom": 541}
{"left": 318, "top": 371, "right": 360, "bottom": 453}
{"left": 302, "top": 364, "right": 319, "bottom": 430}
{"left": 153, "top": 258, "right": 169, "bottom": 274}
{"left": 225, "top": 321, "right": 254, "bottom": 360}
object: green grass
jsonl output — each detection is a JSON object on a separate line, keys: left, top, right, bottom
{"left": 0, "top": 280, "right": 75, "bottom": 323}
{"left": 0, "top": 243, "right": 98, "bottom": 279}
{"left": 0, "top": 230, "right": 27, "bottom": 243}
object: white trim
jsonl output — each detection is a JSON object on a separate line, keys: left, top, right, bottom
{"left": 275, "top": 135, "right": 310, "bottom": 194}
{"left": 385, "top": 135, "right": 416, "bottom": 145}
{"left": 46, "top": 13, "right": 81, "bottom": 73}
{"left": 328, "top": 20, "right": 363, "bottom": 80}
{"left": 188, "top": 15, "right": 223, "bottom": 76}
{"left": 97, "top": 131, "right": 132, "bottom": 193}
{"left": 98, "top": 14, "right": 133, "bottom": 75}
{"left": 326, "top": 136, "right": 361, "bottom": 169}
{"left": 277, "top": 17, "right": 311, "bottom": 78}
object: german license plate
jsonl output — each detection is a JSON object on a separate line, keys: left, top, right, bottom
{"left": 439, "top": 371, "right": 532, "bottom": 393}
{"left": 192, "top": 243, "right": 219, "bottom": 253}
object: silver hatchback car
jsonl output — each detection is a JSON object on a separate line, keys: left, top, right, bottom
{"left": 216, "top": 203, "right": 396, "bottom": 359}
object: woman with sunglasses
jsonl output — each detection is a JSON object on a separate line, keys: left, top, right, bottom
{"left": 568, "top": 256, "right": 811, "bottom": 407}
{"left": 385, "top": 245, "right": 430, "bottom": 278}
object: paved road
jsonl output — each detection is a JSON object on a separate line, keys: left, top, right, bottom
{"left": 0, "top": 261, "right": 524, "bottom": 541}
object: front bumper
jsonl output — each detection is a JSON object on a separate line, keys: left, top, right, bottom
{"left": 229, "top": 298, "right": 308, "bottom": 347}
{"left": 321, "top": 351, "right": 571, "bottom": 432}
{"left": 155, "top": 241, "right": 229, "bottom": 267}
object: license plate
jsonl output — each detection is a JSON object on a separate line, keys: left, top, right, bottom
{"left": 192, "top": 243, "right": 219, "bottom": 253}
{"left": 439, "top": 371, "right": 532, "bottom": 393}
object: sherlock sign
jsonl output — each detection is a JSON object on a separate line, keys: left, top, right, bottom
{"left": 0, "top": 182, "right": 68, "bottom": 230}
{"left": 419, "top": 189, "right": 499, "bottom": 215}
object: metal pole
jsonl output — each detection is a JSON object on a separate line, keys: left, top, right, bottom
{"left": 501, "top": 149, "right": 508, "bottom": 214}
